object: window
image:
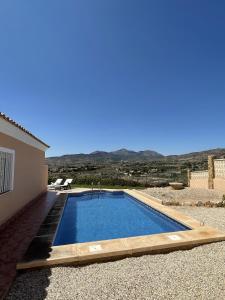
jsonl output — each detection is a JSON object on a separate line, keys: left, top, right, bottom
{"left": 0, "top": 147, "right": 15, "bottom": 194}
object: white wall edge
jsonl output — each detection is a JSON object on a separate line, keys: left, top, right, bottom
{"left": 0, "top": 118, "right": 48, "bottom": 152}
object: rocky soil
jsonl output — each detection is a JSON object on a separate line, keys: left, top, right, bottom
{"left": 142, "top": 187, "right": 224, "bottom": 205}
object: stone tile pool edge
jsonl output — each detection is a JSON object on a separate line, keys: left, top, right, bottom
{"left": 17, "top": 189, "right": 225, "bottom": 269}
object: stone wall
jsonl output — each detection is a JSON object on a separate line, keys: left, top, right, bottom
{"left": 190, "top": 171, "right": 208, "bottom": 189}
{"left": 213, "top": 159, "right": 225, "bottom": 192}
{"left": 190, "top": 157, "right": 225, "bottom": 192}
{"left": 214, "top": 159, "right": 225, "bottom": 178}
{"left": 214, "top": 178, "right": 225, "bottom": 192}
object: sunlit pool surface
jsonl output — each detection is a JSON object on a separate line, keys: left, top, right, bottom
{"left": 53, "top": 191, "right": 189, "bottom": 246}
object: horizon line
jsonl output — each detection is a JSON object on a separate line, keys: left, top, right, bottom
{"left": 46, "top": 146, "right": 225, "bottom": 158}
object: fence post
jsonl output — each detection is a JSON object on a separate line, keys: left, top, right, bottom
{"left": 208, "top": 155, "right": 215, "bottom": 189}
{"left": 187, "top": 169, "right": 191, "bottom": 187}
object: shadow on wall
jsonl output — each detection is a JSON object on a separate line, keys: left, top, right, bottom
{"left": 0, "top": 191, "right": 58, "bottom": 300}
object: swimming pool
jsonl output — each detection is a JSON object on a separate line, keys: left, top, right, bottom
{"left": 53, "top": 191, "right": 189, "bottom": 246}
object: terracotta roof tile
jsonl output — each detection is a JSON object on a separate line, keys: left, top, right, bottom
{"left": 0, "top": 112, "right": 49, "bottom": 148}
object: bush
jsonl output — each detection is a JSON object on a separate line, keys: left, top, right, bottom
{"left": 162, "top": 200, "right": 180, "bottom": 206}
{"left": 74, "top": 176, "right": 145, "bottom": 187}
{"left": 204, "top": 201, "right": 215, "bottom": 208}
{"left": 216, "top": 196, "right": 225, "bottom": 208}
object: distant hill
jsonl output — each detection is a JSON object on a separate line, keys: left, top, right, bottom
{"left": 47, "top": 148, "right": 164, "bottom": 166}
{"left": 47, "top": 148, "right": 225, "bottom": 166}
{"left": 167, "top": 148, "right": 225, "bottom": 161}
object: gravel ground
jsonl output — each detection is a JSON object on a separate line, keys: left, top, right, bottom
{"left": 7, "top": 207, "right": 225, "bottom": 300}
{"left": 142, "top": 187, "right": 224, "bottom": 205}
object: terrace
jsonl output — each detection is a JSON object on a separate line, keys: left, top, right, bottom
{"left": 1, "top": 114, "right": 225, "bottom": 299}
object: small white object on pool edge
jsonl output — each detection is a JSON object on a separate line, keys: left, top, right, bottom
{"left": 89, "top": 245, "right": 103, "bottom": 252}
{"left": 167, "top": 235, "right": 182, "bottom": 241}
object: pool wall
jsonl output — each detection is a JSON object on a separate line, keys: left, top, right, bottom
{"left": 17, "top": 189, "right": 225, "bottom": 269}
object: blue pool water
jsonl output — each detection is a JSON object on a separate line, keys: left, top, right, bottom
{"left": 53, "top": 191, "right": 189, "bottom": 246}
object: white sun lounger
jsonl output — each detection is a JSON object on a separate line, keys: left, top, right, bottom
{"left": 55, "top": 179, "right": 73, "bottom": 190}
{"left": 48, "top": 178, "right": 63, "bottom": 189}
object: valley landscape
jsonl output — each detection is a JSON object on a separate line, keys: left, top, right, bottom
{"left": 47, "top": 148, "right": 225, "bottom": 188}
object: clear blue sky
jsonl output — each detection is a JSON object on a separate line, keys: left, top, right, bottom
{"left": 1, "top": 0, "right": 225, "bottom": 157}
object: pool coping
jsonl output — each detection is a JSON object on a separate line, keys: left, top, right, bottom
{"left": 17, "top": 189, "right": 225, "bottom": 270}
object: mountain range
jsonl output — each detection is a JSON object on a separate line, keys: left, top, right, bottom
{"left": 47, "top": 148, "right": 225, "bottom": 166}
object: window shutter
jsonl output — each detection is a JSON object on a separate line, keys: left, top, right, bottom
{"left": 0, "top": 149, "right": 14, "bottom": 194}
